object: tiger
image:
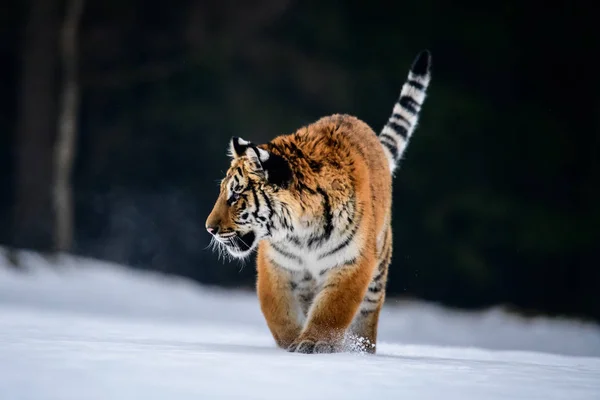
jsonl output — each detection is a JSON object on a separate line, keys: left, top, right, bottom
{"left": 205, "top": 50, "right": 432, "bottom": 354}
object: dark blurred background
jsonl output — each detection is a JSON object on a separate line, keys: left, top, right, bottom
{"left": 1, "top": 0, "right": 598, "bottom": 321}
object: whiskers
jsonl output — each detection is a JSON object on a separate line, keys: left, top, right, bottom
{"left": 208, "top": 234, "right": 257, "bottom": 267}
{"left": 208, "top": 236, "right": 235, "bottom": 263}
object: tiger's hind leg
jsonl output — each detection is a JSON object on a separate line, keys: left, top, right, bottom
{"left": 347, "top": 227, "right": 392, "bottom": 354}
{"left": 347, "top": 288, "right": 386, "bottom": 354}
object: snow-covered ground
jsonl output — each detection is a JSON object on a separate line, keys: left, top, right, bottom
{"left": 1, "top": 249, "right": 599, "bottom": 399}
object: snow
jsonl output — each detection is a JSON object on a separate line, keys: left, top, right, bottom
{"left": 1, "top": 249, "right": 599, "bottom": 399}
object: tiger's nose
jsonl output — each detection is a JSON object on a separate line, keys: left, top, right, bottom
{"left": 206, "top": 225, "right": 219, "bottom": 236}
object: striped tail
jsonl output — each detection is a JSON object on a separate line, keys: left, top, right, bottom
{"left": 379, "top": 50, "right": 432, "bottom": 174}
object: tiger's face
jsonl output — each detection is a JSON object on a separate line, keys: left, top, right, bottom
{"left": 205, "top": 137, "right": 291, "bottom": 259}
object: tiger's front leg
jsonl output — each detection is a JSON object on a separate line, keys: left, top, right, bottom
{"left": 287, "top": 254, "right": 376, "bottom": 354}
{"left": 256, "top": 250, "right": 303, "bottom": 349}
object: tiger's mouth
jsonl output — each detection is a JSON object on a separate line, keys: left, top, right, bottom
{"left": 223, "top": 230, "right": 257, "bottom": 258}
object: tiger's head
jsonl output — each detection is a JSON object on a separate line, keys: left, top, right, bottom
{"left": 205, "top": 137, "right": 292, "bottom": 259}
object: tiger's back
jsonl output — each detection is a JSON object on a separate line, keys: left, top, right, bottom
{"left": 206, "top": 50, "right": 431, "bottom": 354}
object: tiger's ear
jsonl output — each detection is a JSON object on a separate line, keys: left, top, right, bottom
{"left": 229, "top": 137, "right": 292, "bottom": 186}
{"left": 229, "top": 137, "right": 269, "bottom": 169}
{"left": 229, "top": 136, "right": 252, "bottom": 159}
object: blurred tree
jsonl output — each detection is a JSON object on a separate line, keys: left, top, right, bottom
{"left": 53, "top": 0, "right": 84, "bottom": 252}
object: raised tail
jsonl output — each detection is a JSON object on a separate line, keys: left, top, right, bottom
{"left": 379, "top": 49, "right": 432, "bottom": 174}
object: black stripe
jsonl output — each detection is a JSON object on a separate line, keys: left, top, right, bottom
{"left": 286, "top": 141, "right": 308, "bottom": 163}
{"left": 382, "top": 241, "right": 392, "bottom": 266}
{"left": 369, "top": 283, "right": 383, "bottom": 293}
{"left": 337, "top": 193, "right": 357, "bottom": 235}
{"left": 380, "top": 137, "right": 398, "bottom": 155}
{"left": 360, "top": 309, "right": 376, "bottom": 316}
{"left": 296, "top": 179, "right": 317, "bottom": 195}
{"left": 298, "top": 293, "right": 312, "bottom": 304}
{"left": 380, "top": 141, "right": 398, "bottom": 159}
{"left": 280, "top": 205, "right": 294, "bottom": 232}
{"left": 372, "top": 269, "right": 385, "bottom": 283}
{"left": 308, "top": 159, "right": 322, "bottom": 172}
{"left": 398, "top": 95, "right": 420, "bottom": 115}
{"left": 407, "top": 79, "right": 425, "bottom": 91}
{"left": 373, "top": 247, "right": 391, "bottom": 282}
{"left": 380, "top": 133, "right": 399, "bottom": 145}
{"left": 270, "top": 243, "right": 303, "bottom": 264}
{"left": 286, "top": 234, "right": 302, "bottom": 247}
{"left": 260, "top": 190, "right": 273, "bottom": 219}
{"left": 318, "top": 186, "right": 334, "bottom": 241}
{"left": 307, "top": 187, "right": 334, "bottom": 247}
{"left": 387, "top": 121, "right": 409, "bottom": 140}
{"left": 318, "top": 213, "right": 362, "bottom": 260}
{"left": 371, "top": 252, "right": 390, "bottom": 285}
{"left": 364, "top": 297, "right": 379, "bottom": 304}
{"left": 392, "top": 112, "right": 411, "bottom": 126}
{"left": 250, "top": 185, "right": 261, "bottom": 220}
{"left": 379, "top": 229, "right": 389, "bottom": 258}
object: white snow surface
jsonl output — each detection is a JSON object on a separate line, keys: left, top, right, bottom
{"left": 1, "top": 249, "right": 599, "bottom": 400}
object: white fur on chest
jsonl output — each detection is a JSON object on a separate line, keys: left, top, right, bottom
{"left": 266, "top": 226, "right": 363, "bottom": 278}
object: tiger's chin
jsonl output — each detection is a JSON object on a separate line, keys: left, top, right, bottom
{"left": 225, "top": 230, "right": 258, "bottom": 259}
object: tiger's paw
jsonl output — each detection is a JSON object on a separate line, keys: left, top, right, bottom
{"left": 287, "top": 338, "right": 340, "bottom": 354}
